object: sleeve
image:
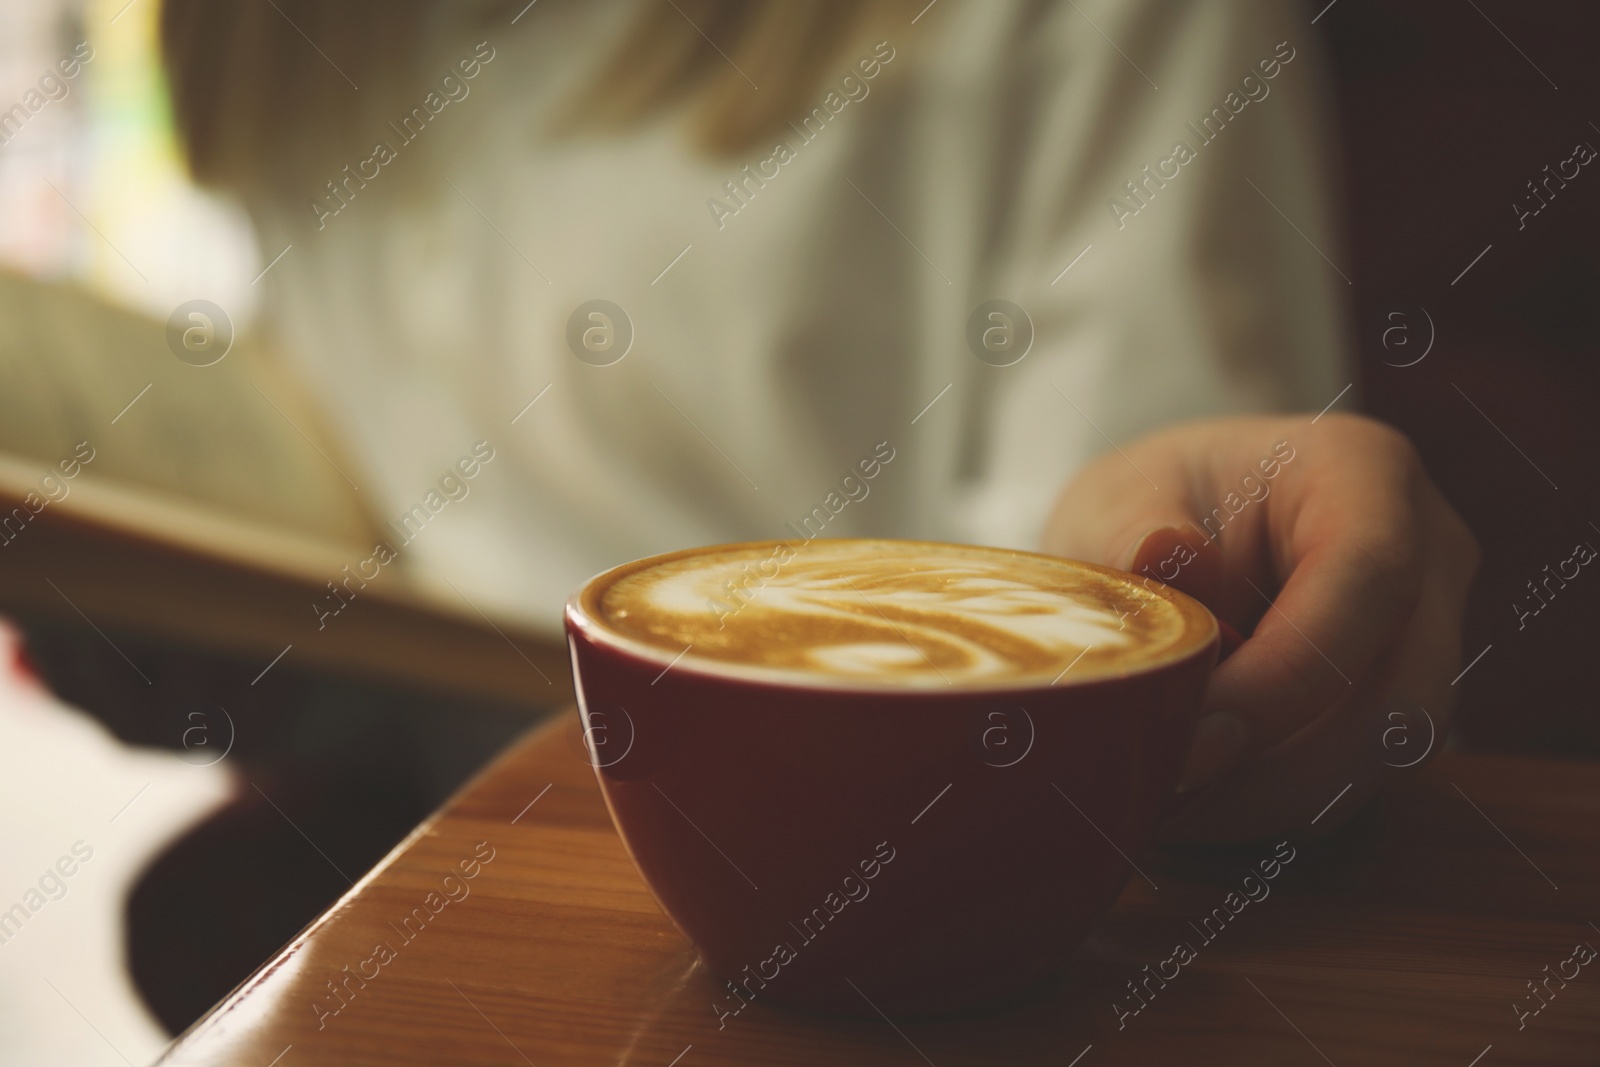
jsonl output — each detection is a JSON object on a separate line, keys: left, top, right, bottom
{"left": 935, "top": 0, "right": 1351, "bottom": 552}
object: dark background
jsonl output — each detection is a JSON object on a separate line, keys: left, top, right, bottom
{"left": 1326, "top": 0, "right": 1600, "bottom": 754}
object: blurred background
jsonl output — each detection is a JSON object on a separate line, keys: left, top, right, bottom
{"left": 0, "top": 0, "right": 260, "bottom": 325}
{"left": 0, "top": 0, "right": 1597, "bottom": 1062}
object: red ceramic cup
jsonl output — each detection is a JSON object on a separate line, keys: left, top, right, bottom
{"left": 565, "top": 539, "right": 1222, "bottom": 1019}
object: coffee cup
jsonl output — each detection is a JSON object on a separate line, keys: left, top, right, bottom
{"left": 564, "top": 538, "right": 1222, "bottom": 1018}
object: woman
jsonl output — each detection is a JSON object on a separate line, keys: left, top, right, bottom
{"left": 160, "top": 0, "right": 1478, "bottom": 839}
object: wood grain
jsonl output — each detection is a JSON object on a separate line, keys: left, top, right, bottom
{"left": 161, "top": 712, "right": 1600, "bottom": 1065}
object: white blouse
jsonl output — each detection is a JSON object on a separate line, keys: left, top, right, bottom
{"left": 253, "top": 0, "right": 1349, "bottom": 637}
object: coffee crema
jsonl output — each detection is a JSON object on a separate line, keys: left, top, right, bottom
{"left": 583, "top": 540, "right": 1215, "bottom": 688}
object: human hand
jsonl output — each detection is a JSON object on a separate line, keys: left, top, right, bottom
{"left": 1040, "top": 413, "right": 1480, "bottom": 842}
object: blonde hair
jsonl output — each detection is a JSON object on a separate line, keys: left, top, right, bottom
{"left": 160, "top": 0, "right": 907, "bottom": 192}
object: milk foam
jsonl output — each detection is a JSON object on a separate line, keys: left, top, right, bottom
{"left": 592, "top": 540, "right": 1204, "bottom": 687}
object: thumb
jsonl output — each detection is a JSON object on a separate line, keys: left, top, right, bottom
{"left": 1121, "top": 523, "right": 1249, "bottom": 792}
{"left": 1120, "top": 524, "right": 1222, "bottom": 607}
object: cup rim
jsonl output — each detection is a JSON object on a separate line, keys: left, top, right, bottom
{"left": 565, "top": 538, "right": 1220, "bottom": 694}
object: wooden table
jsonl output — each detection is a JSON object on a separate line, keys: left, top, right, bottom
{"left": 161, "top": 712, "right": 1600, "bottom": 1066}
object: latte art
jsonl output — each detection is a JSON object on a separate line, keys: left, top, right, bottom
{"left": 589, "top": 540, "right": 1211, "bottom": 688}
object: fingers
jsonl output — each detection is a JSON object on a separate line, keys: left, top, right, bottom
{"left": 1163, "top": 529, "right": 1470, "bottom": 841}
{"left": 1040, "top": 443, "right": 1228, "bottom": 605}
{"left": 1162, "top": 673, "right": 1392, "bottom": 843}
{"left": 1041, "top": 413, "right": 1480, "bottom": 842}
{"left": 1127, "top": 525, "right": 1224, "bottom": 607}
{"left": 1359, "top": 480, "right": 1481, "bottom": 759}
{"left": 1124, "top": 527, "right": 1238, "bottom": 789}
{"left": 1202, "top": 429, "right": 1428, "bottom": 756}
{"left": 1165, "top": 472, "right": 1482, "bottom": 842}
